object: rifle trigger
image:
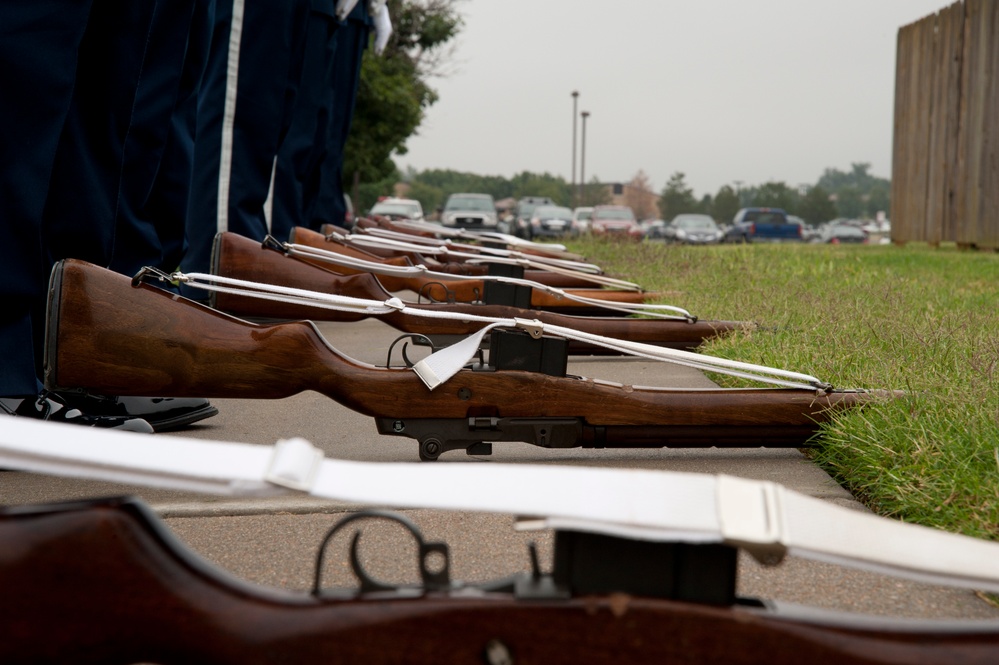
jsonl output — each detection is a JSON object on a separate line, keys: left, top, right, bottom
{"left": 469, "top": 416, "right": 500, "bottom": 431}
{"left": 514, "top": 318, "right": 545, "bottom": 339}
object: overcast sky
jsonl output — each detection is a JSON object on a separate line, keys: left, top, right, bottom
{"left": 398, "top": 0, "right": 950, "bottom": 198}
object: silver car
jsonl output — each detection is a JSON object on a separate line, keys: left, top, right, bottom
{"left": 663, "top": 214, "right": 724, "bottom": 245}
{"left": 529, "top": 205, "right": 576, "bottom": 239}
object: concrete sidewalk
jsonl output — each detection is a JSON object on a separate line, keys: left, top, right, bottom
{"left": 3, "top": 317, "right": 997, "bottom": 620}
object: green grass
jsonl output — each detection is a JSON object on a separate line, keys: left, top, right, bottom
{"left": 567, "top": 238, "right": 999, "bottom": 540}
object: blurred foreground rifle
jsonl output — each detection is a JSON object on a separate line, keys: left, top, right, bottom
{"left": 1, "top": 428, "right": 997, "bottom": 664}
{"left": 3, "top": 497, "right": 996, "bottom": 665}
{"left": 45, "top": 260, "right": 895, "bottom": 460}
{"left": 290, "top": 227, "right": 659, "bottom": 314}
{"left": 211, "top": 232, "right": 744, "bottom": 352}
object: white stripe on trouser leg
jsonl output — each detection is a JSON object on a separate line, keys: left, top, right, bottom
{"left": 217, "top": 0, "right": 246, "bottom": 234}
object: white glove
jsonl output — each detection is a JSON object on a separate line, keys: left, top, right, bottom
{"left": 372, "top": 3, "right": 392, "bottom": 55}
{"left": 335, "top": 0, "right": 361, "bottom": 21}
{"left": 368, "top": 0, "right": 387, "bottom": 13}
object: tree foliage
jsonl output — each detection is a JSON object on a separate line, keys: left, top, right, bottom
{"left": 752, "top": 181, "right": 798, "bottom": 210}
{"left": 817, "top": 162, "right": 892, "bottom": 219}
{"left": 508, "top": 171, "right": 573, "bottom": 204}
{"left": 658, "top": 172, "right": 698, "bottom": 220}
{"left": 624, "top": 170, "right": 657, "bottom": 219}
{"left": 577, "top": 176, "right": 612, "bottom": 207}
{"left": 797, "top": 185, "right": 838, "bottom": 226}
{"left": 369, "top": 161, "right": 887, "bottom": 226}
{"left": 344, "top": 0, "right": 462, "bottom": 186}
{"left": 711, "top": 185, "right": 740, "bottom": 223}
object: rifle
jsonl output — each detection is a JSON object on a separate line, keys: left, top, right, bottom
{"left": 346, "top": 215, "right": 589, "bottom": 262}
{"left": 210, "top": 232, "right": 744, "bottom": 352}
{"left": 0, "top": 423, "right": 999, "bottom": 665}
{"left": 315, "top": 228, "right": 600, "bottom": 288}
{"left": 45, "top": 259, "right": 894, "bottom": 461}
{"left": 290, "top": 227, "right": 658, "bottom": 313}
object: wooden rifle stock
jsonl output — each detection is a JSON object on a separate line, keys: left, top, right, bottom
{"left": 212, "top": 232, "right": 743, "bottom": 352}
{"left": 2, "top": 497, "right": 996, "bottom": 664}
{"left": 46, "top": 260, "right": 892, "bottom": 459}
{"left": 291, "top": 227, "right": 646, "bottom": 306}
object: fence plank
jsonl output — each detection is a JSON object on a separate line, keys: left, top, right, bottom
{"left": 892, "top": 0, "right": 997, "bottom": 250}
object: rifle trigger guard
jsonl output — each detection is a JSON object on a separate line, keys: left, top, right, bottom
{"left": 312, "top": 510, "right": 451, "bottom": 597}
{"left": 385, "top": 334, "right": 437, "bottom": 368}
{"left": 417, "top": 281, "right": 456, "bottom": 304}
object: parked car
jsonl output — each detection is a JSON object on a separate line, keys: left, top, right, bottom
{"left": 723, "top": 207, "right": 803, "bottom": 243}
{"left": 440, "top": 193, "right": 498, "bottom": 230}
{"left": 818, "top": 224, "right": 868, "bottom": 244}
{"left": 590, "top": 205, "right": 643, "bottom": 239}
{"left": 572, "top": 206, "right": 594, "bottom": 234}
{"left": 640, "top": 219, "right": 667, "bottom": 240}
{"left": 662, "top": 214, "right": 724, "bottom": 245}
{"left": 528, "top": 205, "right": 577, "bottom": 239}
{"left": 505, "top": 196, "right": 556, "bottom": 238}
{"left": 369, "top": 197, "right": 424, "bottom": 220}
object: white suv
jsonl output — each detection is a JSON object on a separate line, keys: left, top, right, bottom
{"left": 441, "top": 193, "right": 498, "bottom": 229}
{"left": 369, "top": 197, "right": 424, "bottom": 220}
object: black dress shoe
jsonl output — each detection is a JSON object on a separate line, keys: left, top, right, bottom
{"left": 52, "top": 393, "right": 219, "bottom": 432}
{"left": 1, "top": 392, "right": 154, "bottom": 433}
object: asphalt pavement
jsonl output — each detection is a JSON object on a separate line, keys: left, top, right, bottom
{"left": 4, "top": 315, "right": 997, "bottom": 620}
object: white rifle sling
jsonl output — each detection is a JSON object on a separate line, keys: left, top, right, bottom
{"left": 379, "top": 219, "right": 572, "bottom": 255}
{"left": 3, "top": 417, "right": 999, "bottom": 595}
{"left": 173, "top": 271, "right": 826, "bottom": 391}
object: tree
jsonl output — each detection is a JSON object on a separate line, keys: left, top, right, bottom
{"left": 658, "top": 172, "right": 697, "bottom": 220}
{"left": 509, "top": 171, "right": 572, "bottom": 205}
{"left": 751, "top": 181, "right": 799, "bottom": 211}
{"left": 817, "top": 162, "right": 891, "bottom": 219}
{"left": 579, "top": 176, "right": 611, "bottom": 207}
{"left": 344, "top": 0, "right": 462, "bottom": 184}
{"left": 405, "top": 179, "right": 445, "bottom": 216}
{"left": 834, "top": 186, "right": 864, "bottom": 218}
{"left": 867, "top": 183, "right": 890, "bottom": 218}
{"left": 624, "top": 169, "right": 658, "bottom": 219}
{"left": 797, "top": 185, "right": 837, "bottom": 225}
{"left": 711, "top": 185, "right": 740, "bottom": 223}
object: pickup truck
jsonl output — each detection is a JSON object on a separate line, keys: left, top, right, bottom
{"left": 723, "top": 207, "right": 803, "bottom": 243}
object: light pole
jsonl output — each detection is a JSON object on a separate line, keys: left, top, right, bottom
{"left": 579, "top": 110, "right": 590, "bottom": 206}
{"left": 571, "top": 91, "right": 579, "bottom": 206}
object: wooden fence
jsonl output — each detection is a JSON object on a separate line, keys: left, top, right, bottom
{"left": 892, "top": 0, "right": 998, "bottom": 249}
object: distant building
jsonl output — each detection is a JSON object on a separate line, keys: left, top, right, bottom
{"left": 606, "top": 182, "right": 661, "bottom": 220}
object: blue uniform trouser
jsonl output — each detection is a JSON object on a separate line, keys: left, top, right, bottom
{"left": 313, "top": 1, "right": 370, "bottom": 229}
{"left": 270, "top": 2, "right": 340, "bottom": 238}
{"left": 181, "top": 0, "right": 310, "bottom": 279}
{"left": 109, "top": 0, "right": 215, "bottom": 277}
{"left": 0, "top": 1, "right": 155, "bottom": 396}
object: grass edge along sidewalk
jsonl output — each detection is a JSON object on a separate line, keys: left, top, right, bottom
{"left": 567, "top": 238, "right": 999, "bottom": 542}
